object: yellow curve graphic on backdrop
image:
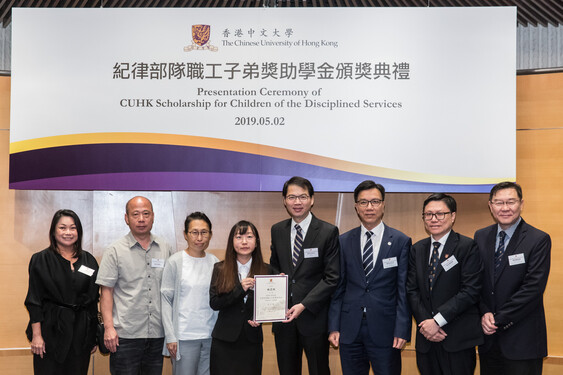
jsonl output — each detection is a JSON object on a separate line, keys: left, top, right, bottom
{"left": 9, "top": 133, "right": 511, "bottom": 185}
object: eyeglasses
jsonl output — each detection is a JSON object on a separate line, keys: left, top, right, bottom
{"left": 188, "top": 230, "right": 210, "bottom": 238}
{"left": 422, "top": 212, "right": 451, "bottom": 221}
{"left": 490, "top": 200, "right": 520, "bottom": 208}
{"left": 356, "top": 199, "right": 383, "bottom": 207}
{"left": 286, "top": 194, "right": 310, "bottom": 202}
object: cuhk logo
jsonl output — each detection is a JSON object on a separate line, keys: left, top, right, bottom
{"left": 184, "top": 24, "right": 218, "bottom": 52}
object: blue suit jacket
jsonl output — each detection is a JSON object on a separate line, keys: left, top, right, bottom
{"left": 328, "top": 224, "right": 411, "bottom": 345}
{"left": 475, "top": 219, "right": 551, "bottom": 360}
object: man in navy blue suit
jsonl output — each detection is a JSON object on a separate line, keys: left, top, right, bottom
{"left": 475, "top": 181, "right": 551, "bottom": 375}
{"left": 328, "top": 180, "right": 411, "bottom": 375}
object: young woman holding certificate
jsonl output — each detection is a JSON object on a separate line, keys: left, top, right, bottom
{"left": 209, "top": 220, "right": 270, "bottom": 375}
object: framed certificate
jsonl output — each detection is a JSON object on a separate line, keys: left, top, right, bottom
{"left": 253, "top": 275, "right": 288, "bottom": 323}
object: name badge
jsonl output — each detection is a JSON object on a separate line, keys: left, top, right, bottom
{"left": 508, "top": 253, "right": 525, "bottom": 266}
{"left": 151, "top": 258, "right": 165, "bottom": 268}
{"left": 77, "top": 265, "right": 95, "bottom": 277}
{"left": 441, "top": 255, "right": 458, "bottom": 272}
{"left": 382, "top": 257, "right": 398, "bottom": 269}
{"left": 304, "top": 248, "right": 319, "bottom": 258}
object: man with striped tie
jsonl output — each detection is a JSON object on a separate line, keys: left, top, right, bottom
{"left": 406, "top": 193, "right": 483, "bottom": 375}
{"left": 328, "top": 180, "right": 412, "bottom": 375}
{"left": 475, "top": 182, "right": 551, "bottom": 375}
{"left": 270, "top": 176, "right": 340, "bottom": 375}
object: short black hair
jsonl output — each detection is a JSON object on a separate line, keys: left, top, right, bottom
{"left": 489, "top": 181, "right": 523, "bottom": 201}
{"left": 282, "top": 176, "right": 314, "bottom": 197}
{"left": 184, "top": 212, "right": 212, "bottom": 234}
{"left": 353, "top": 180, "right": 385, "bottom": 202}
{"left": 423, "top": 193, "right": 457, "bottom": 213}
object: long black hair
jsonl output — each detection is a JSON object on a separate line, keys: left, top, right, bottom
{"left": 215, "top": 220, "right": 268, "bottom": 294}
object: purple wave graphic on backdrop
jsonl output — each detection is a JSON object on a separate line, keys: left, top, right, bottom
{"left": 9, "top": 143, "right": 493, "bottom": 192}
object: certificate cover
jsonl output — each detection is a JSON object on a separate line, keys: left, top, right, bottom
{"left": 253, "top": 275, "right": 288, "bottom": 323}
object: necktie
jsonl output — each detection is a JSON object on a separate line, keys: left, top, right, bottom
{"left": 363, "top": 231, "right": 374, "bottom": 277}
{"left": 292, "top": 224, "right": 303, "bottom": 267}
{"left": 428, "top": 241, "right": 441, "bottom": 291}
{"left": 495, "top": 231, "right": 507, "bottom": 273}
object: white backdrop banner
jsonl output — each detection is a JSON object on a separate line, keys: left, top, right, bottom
{"left": 9, "top": 7, "right": 516, "bottom": 192}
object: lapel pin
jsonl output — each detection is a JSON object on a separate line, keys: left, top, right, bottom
{"left": 445, "top": 254, "right": 449, "bottom": 259}
{"left": 388, "top": 242, "right": 392, "bottom": 246}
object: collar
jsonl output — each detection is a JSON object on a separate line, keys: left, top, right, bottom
{"left": 431, "top": 230, "right": 452, "bottom": 248}
{"left": 497, "top": 217, "right": 522, "bottom": 239}
{"left": 361, "top": 221, "right": 384, "bottom": 238}
{"left": 291, "top": 212, "right": 313, "bottom": 233}
{"left": 125, "top": 231, "right": 156, "bottom": 249}
{"left": 237, "top": 258, "right": 253, "bottom": 274}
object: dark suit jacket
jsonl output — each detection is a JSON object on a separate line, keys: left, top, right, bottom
{"left": 270, "top": 214, "right": 340, "bottom": 336}
{"left": 209, "top": 262, "right": 263, "bottom": 344}
{"left": 328, "top": 224, "right": 411, "bottom": 345}
{"left": 406, "top": 230, "right": 483, "bottom": 353}
{"left": 474, "top": 219, "right": 551, "bottom": 360}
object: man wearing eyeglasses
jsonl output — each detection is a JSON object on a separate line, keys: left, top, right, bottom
{"left": 97, "top": 196, "right": 173, "bottom": 375}
{"left": 328, "top": 180, "right": 411, "bottom": 375}
{"left": 270, "top": 176, "right": 340, "bottom": 375}
{"left": 406, "top": 193, "right": 483, "bottom": 375}
{"left": 475, "top": 181, "right": 551, "bottom": 375}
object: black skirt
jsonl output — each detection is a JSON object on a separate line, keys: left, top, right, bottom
{"left": 210, "top": 327, "right": 263, "bottom": 375}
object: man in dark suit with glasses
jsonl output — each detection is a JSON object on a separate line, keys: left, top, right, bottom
{"left": 270, "top": 176, "right": 340, "bottom": 375}
{"left": 475, "top": 181, "right": 551, "bottom": 375}
{"left": 407, "top": 193, "right": 483, "bottom": 375}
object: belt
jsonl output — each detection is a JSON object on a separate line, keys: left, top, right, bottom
{"left": 47, "top": 299, "right": 86, "bottom": 311}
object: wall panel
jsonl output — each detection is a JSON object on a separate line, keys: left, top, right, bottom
{"left": 517, "top": 128, "right": 563, "bottom": 355}
{"left": 517, "top": 72, "right": 563, "bottom": 129}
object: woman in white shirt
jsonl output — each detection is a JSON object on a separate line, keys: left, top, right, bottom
{"left": 161, "top": 212, "right": 219, "bottom": 375}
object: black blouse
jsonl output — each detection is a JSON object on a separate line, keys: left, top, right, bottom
{"left": 25, "top": 248, "right": 99, "bottom": 363}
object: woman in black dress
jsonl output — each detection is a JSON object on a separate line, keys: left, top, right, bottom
{"left": 25, "top": 209, "right": 99, "bottom": 375}
{"left": 209, "top": 220, "right": 270, "bottom": 375}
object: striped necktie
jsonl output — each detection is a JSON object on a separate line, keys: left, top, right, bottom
{"left": 292, "top": 224, "right": 303, "bottom": 267}
{"left": 363, "top": 231, "right": 374, "bottom": 277}
{"left": 428, "top": 241, "right": 441, "bottom": 291}
{"left": 494, "top": 231, "right": 507, "bottom": 273}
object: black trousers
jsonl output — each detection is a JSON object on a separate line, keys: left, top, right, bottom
{"left": 33, "top": 350, "right": 91, "bottom": 375}
{"left": 416, "top": 342, "right": 476, "bottom": 375}
{"left": 274, "top": 320, "right": 330, "bottom": 375}
{"left": 480, "top": 340, "right": 543, "bottom": 375}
